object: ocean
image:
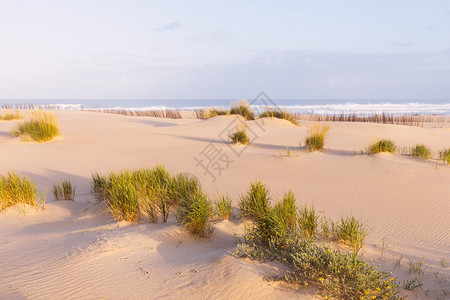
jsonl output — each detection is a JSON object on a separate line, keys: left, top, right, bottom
{"left": 1, "top": 99, "right": 449, "bottom": 116}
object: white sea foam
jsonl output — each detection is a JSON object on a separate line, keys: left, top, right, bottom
{"left": 15, "top": 102, "right": 450, "bottom": 115}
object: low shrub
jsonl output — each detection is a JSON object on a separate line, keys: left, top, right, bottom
{"left": 439, "top": 148, "right": 450, "bottom": 164}
{"left": 0, "top": 172, "right": 39, "bottom": 210}
{"left": 236, "top": 222, "right": 400, "bottom": 299}
{"left": 305, "top": 123, "right": 330, "bottom": 151}
{"left": 176, "top": 189, "right": 214, "bottom": 237}
{"left": 11, "top": 110, "right": 61, "bottom": 142}
{"left": 229, "top": 125, "right": 250, "bottom": 145}
{"left": 259, "top": 110, "right": 297, "bottom": 125}
{"left": 298, "top": 204, "right": 319, "bottom": 237}
{"left": 215, "top": 195, "right": 232, "bottom": 220}
{"left": 411, "top": 144, "right": 431, "bottom": 159}
{"left": 368, "top": 139, "right": 396, "bottom": 154}
{"left": 230, "top": 100, "right": 255, "bottom": 120}
{"left": 239, "top": 181, "right": 271, "bottom": 220}
{"left": 52, "top": 179, "right": 76, "bottom": 201}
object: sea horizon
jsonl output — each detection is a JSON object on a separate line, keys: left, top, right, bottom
{"left": 1, "top": 99, "right": 450, "bottom": 116}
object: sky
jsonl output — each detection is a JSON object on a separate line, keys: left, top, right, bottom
{"left": 0, "top": 0, "right": 449, "bottom": 100}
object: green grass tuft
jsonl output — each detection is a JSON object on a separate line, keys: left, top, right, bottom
{"left": 52, "top": 179, "right": 76, "bottom": 201}
{"left": 229, "top": 125, "right": 250, "bottom": 145}
{"left": 214, "top": 195, "right": 232, "bottom": 220}
{"left": 229, "top": 100, "right": 255, "bottom": 120}
{"left": 337, "top": 215, "right": 367, "bottom": 252}
{"left": 259, "top": 109, "right": 297, "bottom": 125}
{"left": 273, "top": 191, "right": 298, "bottom": 230}
{"left": 0, "top": 172, "right": 39, "bottom": 211}
{"left": 11, "top": 110, "right": 61, "bottom": 142}
{"left": 239, "top": 180, "right": 271, "bottom": 220}
{"left": 176, "top": 189, "right": 214, "bottom": 237}
{"left": 298, "top": 204, "right": 319, "bottom": 237}
{"left": 411, "top": 144, "right": 431, "bottom": 159}
{"left": 367, "top": 139, "right": 396, "bottom": 154}
{"left": 305, "top": 123, "right": 330, "bottom": 151}
{"left": 439, "top": 148, "right": 450, "bottom": 164}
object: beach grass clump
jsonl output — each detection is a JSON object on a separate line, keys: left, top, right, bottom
{"left": 214, "top": 195, "right": 232, "bottom": 220}
{"left": 229, "top": 124, "right": 250, "bottom": 145}
{"left": 0, "top": 172, "right": 39, "bottom": 211}
{"left": 204, "top": 108, "right": 230, "bottom": 118}
{"left": 239, "top": 181, "right": 271, "bottom": 220}
{"left": 92, "top": 167, "right": 214, "bottom": 237}
{"left": 305, "top": 123, "right": 330, "bottom": 151}
{"left": 337, "top": 215, "right": 367, "bottom": 252}
{"left": 298, "top": 204, "right": 319, "bottom": 237}
{"left": 367, "top": 139, "right": 396, "bottom": 154}
{"left": 260, "top": 109, "right": 298, "bottom": 125}
{"left": 176, "top": 189, "right": 214, "bottom": 237}
{"left": 1, "top": 111, "right": 23, "bottom": 121}
{"left": 411, "top": 144, "right": 431, "bottom": 159}
{"left": 11, "top": 110, "right": 61, "bottom": 142}
{"left": 105, "top": 171, "right": 141, "bottom": 222}
{"left": 439, "top": 148, "right": 450, "bottom": 164}
{"left": 229, "top": 100, "right": 255, "bottom": 120}
{"left": 52, "top": 179, "right": 76, "bottom": 201}
{"left": 273, "top": 191, "right": 298, "bottom": 230}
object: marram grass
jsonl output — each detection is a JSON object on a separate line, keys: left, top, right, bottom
{"left": 367, "top": 139, "right": 396, "bottom": 154}
{"left": 0, "top": 172, "right": 39, "bottom": 211}
{"left": 1, "top": 111, "right": 23, "bottom": 121}
{"left": 305, "top": 123, "right": 330, "bottom": 151}
{"left": 229, "top": 124, "right": 250, "bottom": 145}
{"left": 214, "top": 195, "right": 232, "bottom": 220}
{"left": 11, "top": 110, "right": 61, "bottom": 142}
{"left": 229, "top": 99, "right": 255, "bottom": 120}
{"left": 259, "top": 109, "right": 297, "bottom": 125}
{"left": 52, "top": 179, "right": 76, "bottom": 201}
{"left": 411, "top": 144, "right": 431, "bottom": 159}
{"left": 92, "top": 167, "right": 214, "bottom": 237}
{"left": 439, "top": 148, "right": 450, "bottom": 164}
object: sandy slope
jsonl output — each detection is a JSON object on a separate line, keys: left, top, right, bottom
{"left": 0, "top": 111, "right": 449, "bottom": 299}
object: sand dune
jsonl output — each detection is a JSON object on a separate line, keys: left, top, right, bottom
{"left": 1, "top": 111, "right": 449, "bottom": 299}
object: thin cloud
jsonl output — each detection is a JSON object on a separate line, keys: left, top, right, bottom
{"left": 155, "top": 22, "right": 182, "bottom": 31}
{"left": 398, "top": 41, "right": 415, "bottom": 47}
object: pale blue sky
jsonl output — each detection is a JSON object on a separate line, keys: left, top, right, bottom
{"left": 0, "top": 0, "right": 449, "bottom": 99}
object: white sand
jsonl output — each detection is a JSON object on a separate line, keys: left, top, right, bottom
{"left": 0, "top": 111, "right": 449, "bottom": 299}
